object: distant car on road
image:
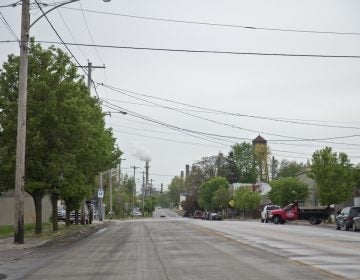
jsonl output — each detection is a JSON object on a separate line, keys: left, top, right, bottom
{"left": 261, "top": 204, "right": 280, "bottom": 223}
{"left": 133, "top": 211, "right": 142, "bottom": 217}
{"left": 336, "top": 206, "right": 360, "bottom": 231}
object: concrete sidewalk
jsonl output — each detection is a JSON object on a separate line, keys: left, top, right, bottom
{"left": 0, "top": 220, "right": 110, "bottom": 251}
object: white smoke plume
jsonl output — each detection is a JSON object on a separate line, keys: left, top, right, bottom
{"left": 133, "top": 145, "right": 152, "bottom": 162}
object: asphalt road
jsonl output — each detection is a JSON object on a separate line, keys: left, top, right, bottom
{"left": 0, "top": 211, "right": 354, "bottom": 279}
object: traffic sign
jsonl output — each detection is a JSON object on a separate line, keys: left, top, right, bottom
{"left": 98, "top": 190, "right": 104, "bottom": 198}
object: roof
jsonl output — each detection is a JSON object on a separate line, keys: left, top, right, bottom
{"left": 252, "top": 134, "right": 267, "bottom": 144}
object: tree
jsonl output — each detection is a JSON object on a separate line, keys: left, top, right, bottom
{"left": 167, "top": 176, "right": 185, "bottom": 207}
{"left": 0, "top": 41, "right": 120, "bottom": 233}
{"left": 268, "top": 177, "right": 309, "bottom": 207}
{"left": 198, "top": 176, "right": 229, "bottom": 210}
{"left": 277, "top": 159, "right": 306, "bottom": 178}
{"left": 212, "top": 186, "right": 230, "bottom": 215}
{"left": 233, "top": 188, "right": 261, "bottom": 219}
{"left": 228, "top": 142, "right": 258, "bottom": 184}
{"left": 309, "top": 147, "right": 354, "bottom": 206}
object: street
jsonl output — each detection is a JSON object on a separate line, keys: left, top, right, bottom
{"left": 1, "top": 211, "right": 359, "bottom": 279}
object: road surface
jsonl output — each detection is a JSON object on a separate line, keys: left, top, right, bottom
{"left": 0, "top": 210, "right": 357, "bottom": 279}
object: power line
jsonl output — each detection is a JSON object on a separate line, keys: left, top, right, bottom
{"left": 78, "top": 0, "right": 104, "bottom": 65}
{"left": 100, "top": 84, "right": 360, "bottom": 143}
{"left": 53, "top": 0, "right": 88, "bottom": 61}
{"left": 60, "top": 6, "right": 360, "bottom": 37}
{"left": 33, "top": 0, "right": 88, "bottom": 77}
{"left": 0, "top": 1, "right": 21, "bottom": 8}
{"left": 101, "top": 84, "right": 360, "bottom": 130}
{"left": 3, "top": 39, "right": 360, "bottom": 59}
{"left": 0, "top": 12, "right": 19, "bottom": 42}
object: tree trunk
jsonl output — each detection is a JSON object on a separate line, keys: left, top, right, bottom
{"left": 65, "top": 207, "right": 71, "bottom": 227}
{"left": 51, "top": 193, "right": 59, "bottom": 232}
{"left": 30, "top": 190, "right": 44, "bottom": 234}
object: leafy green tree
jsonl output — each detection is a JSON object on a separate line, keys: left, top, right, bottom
{"left": 268, "top": 177, "right": 309, "bottom": 207}
{"left": 228, "top": 142, "right": 258, "bottom": 183}
{"left": 198, "top": 176, "right": 229, "bottom": 210}
{"left": 167, "top": 176, "right": 186, "bottom": 207}
{"left": 277, "top": 159, "right": 306, "bottom": 178}
{"left": 309, "top": 147, "right": 354, "bottom": 206}
{"left": 233, "top": 188, "right": 261, "bottom": 219}
{"left": 144, "top": 196, "right": 156, "bottom": 216}
{"left": 212, "top": 186, "right": 230, "bottom": 216}
{"left": 0, "top": 41, "right": 120, "bottom": 232}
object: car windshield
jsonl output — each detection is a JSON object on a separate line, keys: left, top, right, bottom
{"left": 351, "top": 207, "right": 360, "bottom": 216}
{"left": 267, "top": 206, "right": 280, "bottom": 210}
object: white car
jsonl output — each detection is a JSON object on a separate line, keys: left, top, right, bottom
{"left": 132, "top": 211, "right": 142, "bottom": 217}
{"left": 261, "top": 204, "right": 280, "bottom": 223}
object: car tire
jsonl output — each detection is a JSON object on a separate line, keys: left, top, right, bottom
{"left": 309, "top": 216, "right": 318, "bottom": 225}
{"left": 273, "top": 215, "right": 280, "bottom": 225}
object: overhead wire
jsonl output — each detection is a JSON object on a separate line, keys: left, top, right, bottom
{"left": 99, "top": 83, "right": 360, "bottom": 144}
{"left": 60, "top": 6, "right": 360, "bottom": 37}
{"left": 2, "top": 39, "right": 360, "bottom": 59}
{"left": 101, "top": 101, "right": 242, "bottom": 146}
{"left": 78, "top": 0, "right": 104, "bottom": 65}
{"left": 0, "top": 11, "right": 19, "bottom": 42}
{"left": 53, "top": 0, "right": 88, "bottom": 61}
{"left": 33, "top": 0, "right": 88, "bottom": 78}
{"left": 101, "top": 84, "right": 360, "bottom": 130}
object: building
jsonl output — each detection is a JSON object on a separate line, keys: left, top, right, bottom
{"left": 0, "top": 191, "right": 52, "bottom": 226}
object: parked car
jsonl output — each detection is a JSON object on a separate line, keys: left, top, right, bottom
{"left": 336, "top": 206, "right": 360, "bottom": 231}
{"left": 70, "top": 204, "right": 90, "bottom": 224}
{"left": 261, "top": 204, "right": 280, "bottom": 223}
{"left": 202, "top": 212, "right": 210, "bottom": 220}
{"left": 353, "top": 216, "right": 360, "bottom": 232}
{"left": 209, "top": 213, "right": 221, "bottom": 221}
{"left": 193, "top": 210, "right": 203, "bottom": 219}
{"left": 57, "top": 206, "right": 66, "bottom": 222}
{"left": 133, "top": 211, "right": 142, "bottom": 217}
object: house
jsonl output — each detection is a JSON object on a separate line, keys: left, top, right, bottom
{"left": 296, "top": 171, "right": 319, "bottom": 207}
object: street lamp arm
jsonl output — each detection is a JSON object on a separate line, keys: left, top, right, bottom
{"left": 30, "top": 0, "right": 79, "bottom": 28}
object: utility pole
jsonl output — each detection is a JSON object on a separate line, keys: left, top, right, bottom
{"left": 14, "top": 0, "right": 30, "bottom": 244}
{"left": 76, "top": 62, "right": 105, "bottom": 96}
{"left": 131, "top": 166, "right": 139, "bottom": 218}
{"left": 109, "top": 169, "right": 113, "bottom": 220}
{"left": 142, "top": 171, "right": 145, "bottom": 211}
{"left": 99, "top": 172, "right": 103, "bottom": 221}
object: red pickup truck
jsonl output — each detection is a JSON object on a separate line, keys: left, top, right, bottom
{"left": 270, "top": 202, "right": 331, "bottom": 225}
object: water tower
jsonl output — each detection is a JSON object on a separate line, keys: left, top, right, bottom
{"left": 252, "top": 135, "right": 269, "bottom": 182}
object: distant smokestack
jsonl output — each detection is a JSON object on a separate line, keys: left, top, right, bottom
{"left": 185, "top": 164, "right": 190, "bottom": 178}
{"left": 145, "top": 161, "right": 149, "bottom": 185}
{"left": 180, "top": 171, "right": 184, "bottom": 180}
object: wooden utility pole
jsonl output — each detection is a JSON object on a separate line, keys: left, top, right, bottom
{"left": 14, "top": 0, "right": 30, "bottom": 244}
{"left": 131, "top": 166, "right": 139, "bottom": 218}
{"left": 76, "top": 62, "right": 105, "bottom": 96}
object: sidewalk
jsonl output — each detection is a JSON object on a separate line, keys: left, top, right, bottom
{"left": 0, "top": 220, "right": 111, "bottom": 251}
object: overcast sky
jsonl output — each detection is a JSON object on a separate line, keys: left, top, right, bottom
{"left": 1, "top": 0, "right": 360, "bottom": 191}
